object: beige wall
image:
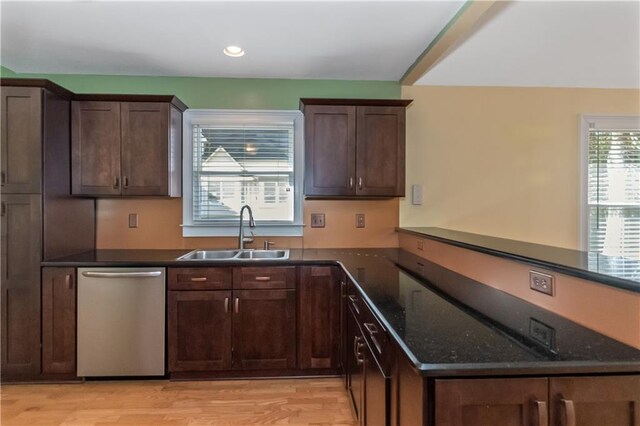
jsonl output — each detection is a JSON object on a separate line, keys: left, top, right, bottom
{"left": 399, "top": 233, "right": 640, "bottom": 349}
{"left": 400, "top": 86, "right": 640, "bottom": 250}
{"left": 96, "top": 198, "right": 398, "bottom": 249}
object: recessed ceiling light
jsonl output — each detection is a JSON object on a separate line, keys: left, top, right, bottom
{"left": 223, "top": 46, "right": 245, "bottom": 57}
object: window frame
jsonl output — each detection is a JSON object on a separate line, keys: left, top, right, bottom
{"left": 182, "top": 109, "right": 304, "bottom": 237}
{"left": 579, "top": 114, "right": 640, "bottom": 251}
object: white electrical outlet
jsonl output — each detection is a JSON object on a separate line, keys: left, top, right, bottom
{"left": 412, "top": 184, "right": 423, "bottom": 205}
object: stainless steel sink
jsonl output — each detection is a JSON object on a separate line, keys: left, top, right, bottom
{"left": 177, "top": 249, "right": 289, "bottom": 261}
{"left": 233, "top": 250, "right": 289, "bottom": 259}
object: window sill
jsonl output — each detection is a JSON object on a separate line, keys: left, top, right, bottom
{"left": 182, "top": 224, "right": 304, "bottom": 237}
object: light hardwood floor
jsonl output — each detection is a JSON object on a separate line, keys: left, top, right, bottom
{"left": 1, "top": 378, "right": 356, "bottom": 425}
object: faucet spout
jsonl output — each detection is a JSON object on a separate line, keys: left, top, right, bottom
{"left": 238, "top": 205, "right": 255, "bottom": 250}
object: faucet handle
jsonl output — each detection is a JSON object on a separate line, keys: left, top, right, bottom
{"left": 263, "top": 240, "right": 275, "bottom": 250}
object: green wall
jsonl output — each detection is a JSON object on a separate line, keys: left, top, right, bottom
{"left": 0, "top": 66, "right": 400, "bottom": 109}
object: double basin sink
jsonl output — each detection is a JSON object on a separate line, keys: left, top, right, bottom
{"left": 177, "top": 249, "right": 290, "bottom": 261}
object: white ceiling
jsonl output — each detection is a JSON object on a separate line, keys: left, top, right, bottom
{"left": 416, "top": 1, "right": 640, "bottom": 88}
{"left": 0, "top": 0, "right": 464, "bottom": 81}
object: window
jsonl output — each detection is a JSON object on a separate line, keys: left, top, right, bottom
{"left": 183, "top": 110, "right": 304, "bottom": 237}
{"left": 581, "top": 115, "right": 640, "bottom": 279}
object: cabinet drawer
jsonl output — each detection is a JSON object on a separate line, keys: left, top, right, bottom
{"left": 233, "top": 267, "right": 296, "bottom": 290}
{"left": 347, "top": 281, "right": 391, "bottom": 374}
{"left": 168, "top": 268, "right": 232, "bottom": 290}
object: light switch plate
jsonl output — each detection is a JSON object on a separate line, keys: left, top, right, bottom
{"left": 412, "top": 184, "right": 423, "bottom": 205}
{"left": 128, "top": 213, "right": 138, "bottom": 228}
{"left": 310, "top": 213, "right": 325, "bottom": 228}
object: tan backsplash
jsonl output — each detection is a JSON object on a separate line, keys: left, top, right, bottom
{"left": 399, "top": 233, "right": 640, "bottom": 349}
{"left": 96, "top": 198, "right": 399, "bottom": 249}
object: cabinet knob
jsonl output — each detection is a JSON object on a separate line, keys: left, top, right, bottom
{"left": 190, "top": 277, "right": 207, "bottom": 282}
{"left": 224, "top": 297, "right": 230, "bottom": 314}
{"left": 358, "top": 177, "right": 363, "bottom": 190}
{"left": 234, "top": 297, "right": 240, "bottom": 313}
{"left": 113, "top": 176, "right": 120, "bottom": 189}
{"left": 353, "top": 336, "right": 365, "bottom": 365}
{"left": 65, "top": 274, "right": 73, "bottom": 290}
{"left": 123, "top": 176, "right": 129, "bottom": 189}
{"left": 349, "top": 177, "right": 354, "bottom": 189}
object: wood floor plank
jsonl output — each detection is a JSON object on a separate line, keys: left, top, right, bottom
{"left": 1, "top": 378, "right": 355, "bottom": 426}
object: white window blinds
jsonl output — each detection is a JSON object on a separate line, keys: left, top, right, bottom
{"left": 587, "top": 120, "right": 640, "bottom": 278}
{"left": 192, "top": 123, "right": 295, "bottom": 223}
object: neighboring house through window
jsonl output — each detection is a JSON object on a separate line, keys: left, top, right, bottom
{"left": 581, "top": 115, "right": 640, "bottom": 279}
{"left": 183, "top": 110, "right": 304, "bottom": 237}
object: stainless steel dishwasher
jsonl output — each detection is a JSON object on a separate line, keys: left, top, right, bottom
{"left": 77, "top": 267, "right": 166, "bottom": 377}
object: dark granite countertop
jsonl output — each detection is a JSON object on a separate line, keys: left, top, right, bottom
{"left": 44, "top": 248, "right": 640, "bottom": 377}
{"left": 398, "top": 227, "right": 640, "bottom": 293}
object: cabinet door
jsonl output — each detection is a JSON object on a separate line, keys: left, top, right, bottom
{"left": 121, "top": 102, "right": 169, "bottom": 196}
{"left": 363, "top": 340, "right": 390, "bottom": 426}
{"left": 168, "top": 290, "right": 232, "bottom": 372}
{"left": 0, "top": 194, "right": 42, "bottom": 378}
{"left": 340, "top": 272, "right": 348, "bottom": 387}
{"left": 304, "top": 105, "right": 357, "bottom": 197}
{"left": 71, "top": 101, "right": 121, "bottom": 195}
{"left": 298, "top": 266, "right": 341, "bottom": 370}
{"left": 42, "top": 267, "right": 76, "bottom": 375}
{"left": 0, "top": 86, "right": 42, "bottom": 194}
{"left": 347, "top": 307, "right": 365, "bottom": 423}
{"left": 233, "top": 289, "right": 296, "bottom": 370}
{"left": 356, "top": 106, "right": 405, "bottom": 197}
{"left": 435, "top": 378, "right": 548, "bottom": 426}
{"left": 550, "top": 375, "right": 640, "bottom": 426}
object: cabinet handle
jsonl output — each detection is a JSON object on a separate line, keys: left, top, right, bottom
{"left": 358, "top": 177, "right": 363, "bottom": 189}
{"left": 533, "top": 400, "right": 548, "bottom": 426}
{"left": 234, "top": 297, "right": 239, "bottom": 313}
{"left": 113, "top": 176, "right": 120, "bottom": 189}
{"left": 224, "top": 297, "right": 229, "bottom": 314}
{"left": 255, "top": 276, "right": 271, "bottom": 281}
{"left": 349, "top": 177, "right": 354, "bottom": 189}
{"left": 190, "top": 277, "right": 207, "bottom": 282}
{"left": 364, "top": 322, "right": 383, "bottom": 354}
{"left": 560, "top": 399, "right": 576, "bottom": 426}
{"left": 65, "top": 274, "right": 73, "bottom": 290}
{"left": 0, "top": 171, "right": 5, "bottom": 186}
{"left": 1, "top": 201, "right": 5, "bottom": 217}
{"left": 348, "top": 295, "right": 360, "bottom": 314}
{"left": 353, "top": 336, "right": 364, "bottom": 365}
{"left": 123, "top": 176, "right": 129, "bottom": 189}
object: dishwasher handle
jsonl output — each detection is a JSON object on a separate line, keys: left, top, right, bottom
{"left": 81, "top": 271, "right": 163, "bottom": 279}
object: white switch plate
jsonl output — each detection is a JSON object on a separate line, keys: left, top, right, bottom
{"left": 412, "top": 184, "right": 423, "bottom": 205}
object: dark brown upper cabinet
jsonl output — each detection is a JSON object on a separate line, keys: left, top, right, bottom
{"left": 300, "top": 99, "right": 411, "bottom": 198}
{"left": 71, "top": 94, "right": 186, "bottom": 197}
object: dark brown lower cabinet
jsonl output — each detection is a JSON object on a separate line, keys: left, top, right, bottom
{"left": 347, "top": 306, "right": 365, "bottom": 423}
{"left": 1, "top": 194, "right": 42, "bottom": 379}
{"left": 42, "top": 268, "right": 76, "bottom": 375}
{"left": 168, "top": 290, "right": 232, "bottom": 372}
{"left": 233, "top": 289, "right": 296, "bottom": 370}
{"left": 363, "top": 339, "right": 391, "bottom": 426}
{"left": 549, "top": 376, "right": 640, "bottom": 426}
{"left": 435, "top": 378, "right": 548, "bottom": 426}
{"left": 298, "top": 266, "right": 341, "bottom": 370}
{"left": 429, "top": 374, "right": 640, "bottom": 426}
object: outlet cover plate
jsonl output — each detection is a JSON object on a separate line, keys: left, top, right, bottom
{"left": 310, "top": 213, "right": 325, "bottom": 228}
{"left": 529, "top": 270, "right": 554, "bottom": 296}
{"left": 128, "top": 213, "right": 138, "bottom": 228}
{"left": 356, "top": 213, "right": 365, "bottom": 228}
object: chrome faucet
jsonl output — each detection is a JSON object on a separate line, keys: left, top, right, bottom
{"left": 238, "top": 205, "right": 256, "bottom": 249}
